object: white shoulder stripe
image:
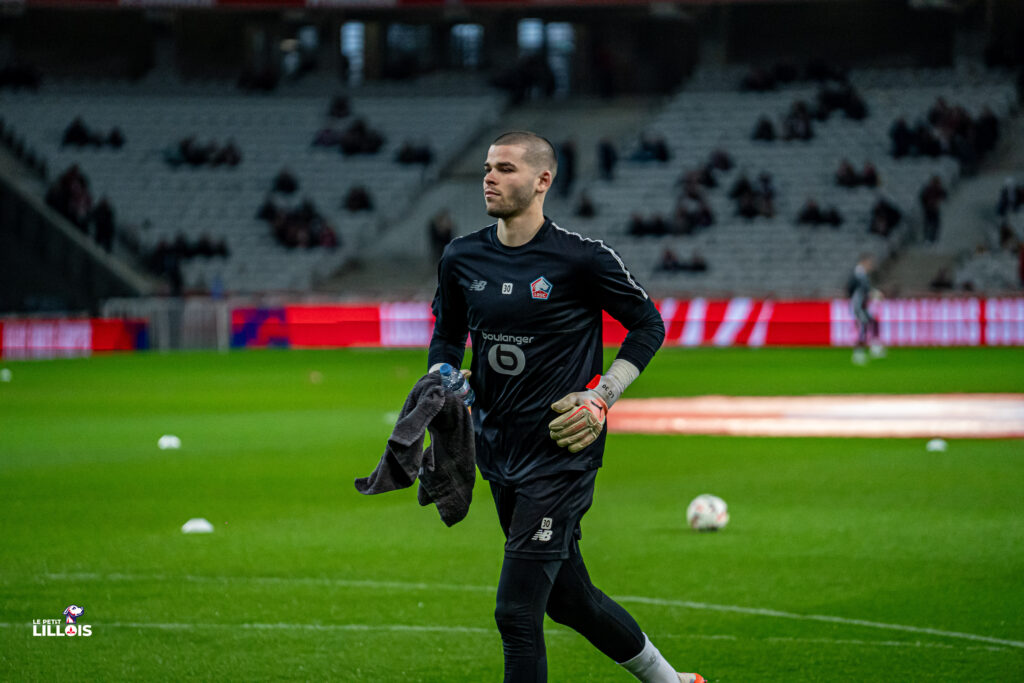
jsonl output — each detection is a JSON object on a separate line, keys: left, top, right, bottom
{"left": 551, "top": 222, "right": 649, "bottom": 300}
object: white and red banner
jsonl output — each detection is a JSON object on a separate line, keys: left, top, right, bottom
{"left": 0, "top": 319, "right": 148, "bottom": 359}
{"left": 231, "top": 297, "right": 1024, "bottom": 349}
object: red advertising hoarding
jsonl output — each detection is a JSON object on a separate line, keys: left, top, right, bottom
{"left": 229, "top": 297, "right": 1024, "bottom": 349}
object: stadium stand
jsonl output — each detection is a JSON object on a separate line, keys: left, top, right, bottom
{"left": 1, "top": 62, "right": 1018, "bottom": 298}
{"left": 560, "top": 64, "right": 1019, "bottom": 297}
{"left": 0, "top": 78, "right": 503, "bottom": 294}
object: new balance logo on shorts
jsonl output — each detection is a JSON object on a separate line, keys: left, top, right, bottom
{"left": 531, "top": 517, "right": 554, "bottom": 542}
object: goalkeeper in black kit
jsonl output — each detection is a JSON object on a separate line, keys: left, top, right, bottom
{"left": 429, "top": 131, "right": 705, "bottom": 683}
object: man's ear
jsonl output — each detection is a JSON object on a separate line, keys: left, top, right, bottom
{"left": 536, "top": 169, "right": 553, "bottom": 193}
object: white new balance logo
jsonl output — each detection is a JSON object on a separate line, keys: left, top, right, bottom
{"left": 531, "top": 517, "right": 554, "bottom": 542}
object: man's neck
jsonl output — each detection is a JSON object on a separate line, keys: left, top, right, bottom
{"left": 497, "top": 206, "right": 546, "bottom": 248}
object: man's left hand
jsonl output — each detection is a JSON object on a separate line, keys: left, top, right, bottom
{"left": 548, "top": 391, "right": 608, "bottom": 453}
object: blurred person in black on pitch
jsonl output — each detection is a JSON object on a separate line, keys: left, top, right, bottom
{"left": 847, "top": 253, "right": 885, "bottom": 365}
{"left": 428, "top": 131, "right": 705, "bottom": 683}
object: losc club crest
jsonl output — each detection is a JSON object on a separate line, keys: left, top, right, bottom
{"left": 33, "top": 605, "right": 92, "bottom": 637}
{"left": 530, "top": 276, "right": 552, "bottom": 300}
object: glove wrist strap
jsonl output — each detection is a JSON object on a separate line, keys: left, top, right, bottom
{"left": 593, "top": 358, "right": 640, "bottom": 407}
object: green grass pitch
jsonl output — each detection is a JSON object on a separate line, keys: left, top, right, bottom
{"left": 1, "top": 347, "right": 1022, "bottom": 681}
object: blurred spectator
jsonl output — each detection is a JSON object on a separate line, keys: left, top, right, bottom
{"left": 575, "top": 191, "right": 596, "bottom": 218}
{"left": 836, "top": 159, "right": 879, "bottom": 188}
{"left": 274, "top": 168, "right": 299, "bottom": 195}
{"left": 192, "top": 233, "right": 230, "bottom": 258}
{"left": 930, "top": 268, "right": 954, "bottom": 291}
{"left": 890, "top": 118, "right": 913, "bottom": 158}
{"left": 696, "top": 164, "right": 718, "bottom": 189}
{"left": 62, "top": 117, "right": 95, "bottom": 147}
{"left": 257, "top": 196, "right": 338, "bottom": 250}
{"left": 396, "top": 141, "right": 434, "bottom": 166}
{"left": 211, "top": 139, "right": 242, "bottom": 167}
{"left": 797, "top": 198, "right": 843, "bottom": 228}
{"left": 729, "top": 173, "right": 753, "bottom": 200}
{"left": 690, "top": 198, "right": 715, "bottom": 228}
{"left": 630, "top": 133, "right": 670, "bottom": 163}
{"left": 107, "top": 127, "right": 125, "bottom": 149}
{"left": 709, "top": 148, "right": 734, "bottom": 172}
{"left": 557, "top": 139, "right": 576, "bottom": 197}
{"left": 328, "top": 95, "right": 351, "bottom": 119}
{"left": 822, "top": 206, "right": 843, "bottom": 227}
{"left": 677, "top": 170, "right": 705, "bottom": 201}
{"left": 92, "top": 197, "right": 115, "bottom": 253}
{"left": 836, "top": 159, "right": 859, "bottom": 188}
{"left": 148, "top": 233, "right": 230, "bottom": 294}
{"left": 797, "top": 199, "right": 823, "bottom": 225}
{"left": 344, "top": 185, "right": 373, "bottom": 212}
{"left": 428, "top": 209, "right": 454, "bottom": 263}
{"left": 660, "top": 248, "right": 708, "bottom": 273}
{"left": 628, "top": 213, "right": 668, "bottom": 237}
{"left": 861, "top": 162, "right": 879, "bottom": 188}
{"left": 782, "top": 101, "right": 814, "bottom": 141}
{"left": 597, "top": 138, "right": 618, "bottom": 181}
{"left": 740, "top": 67, "right": 776, "bottom": 92}
{"left": 998, "top": 220, "right": 1019, "bottom": 251}
{"left": 815, "top": 81, "right": 867, "bottom": 121}
{"left": 736, "top": 191, "right": 760, "bottom": 219}
{"left": 752, "top": 116, "right": 776, "bottom": 142}
{"left": 339, "top": 118, "right": 385, "bottom": 156}
{"left": 257, "top": 195, "right": 279, "bottom": 222}
{"left": 730, "top": 171, "right": 774, "bottom": 219}
{"left": 997, "top": 177, "right": 1023, "bottom": 216}
{"left": 657, "top": 247, "right": 683, "bottom": 272}
{"left": 919, "top": 175, "right": 948, "bottom": 243}
{"left": 683, "top": 250, "right": 709, "bottom": 273}
{"left": 62, "top": 117, "right": 124, "bottom": 149}
{"left": 869, "top": 195, "right": 902, "bottom": 238}
{"left": 891, "top": 97, "right": 1002, "bottom": 169}
{"left": 164, "top": 136, "right": 242, "bottom": 169}
{"left": 45, "top": 164, "right": 93, "bottom": 231}
{"left": 976, "top": 107, "right": 999, "bottom": 155}
{"left": 672, "top": 197, "right": 714, "bottom": 233}
{"left": 628, "top": 213, "right": 646, "bottom": 237}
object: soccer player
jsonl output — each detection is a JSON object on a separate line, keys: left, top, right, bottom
{"left": 847, "top": 253, "right": 885, "bottom": 365}
{"left": 429, "top": 131, "right": 704, "bottom": 683}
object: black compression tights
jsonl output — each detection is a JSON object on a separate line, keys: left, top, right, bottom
{"left": 494, "top": 545, "right": 645, "bottom": 682}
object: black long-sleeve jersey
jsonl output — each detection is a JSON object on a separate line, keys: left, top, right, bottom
{"left": 428, "top": 217, "right": 665, "bottom": 485}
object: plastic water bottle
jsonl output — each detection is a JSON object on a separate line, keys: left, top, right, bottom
{"left": 438, "top": 363, "right": 475, "bottom": 406}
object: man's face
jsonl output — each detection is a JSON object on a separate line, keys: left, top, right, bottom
{"left": 483, "top": 144, "right": 541, "bottom": 219}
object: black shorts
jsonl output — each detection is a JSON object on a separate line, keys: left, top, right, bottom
{"left": 489, "top": 468, "right": 598, "bottom": 561}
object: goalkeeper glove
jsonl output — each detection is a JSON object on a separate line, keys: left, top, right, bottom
{"left": 548, "top": 391, "right": 608, "bottom": 453}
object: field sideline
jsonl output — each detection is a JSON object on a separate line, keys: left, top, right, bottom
{"left": 1, "top": 347, "right": 1022, "bottom": 681}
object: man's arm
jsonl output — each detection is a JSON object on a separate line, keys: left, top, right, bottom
{"left": 549, "top": 243, "right": 665, "bottom": 452}
{"left": 590, "top": 243, "right": 666, "bottom": 375}
{"left": 427, "top": 246, "right": 469, "bottom": 371}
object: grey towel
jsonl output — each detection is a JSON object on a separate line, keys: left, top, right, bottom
{"left": 354, "top": 372, "right": 476, "bottom": 526}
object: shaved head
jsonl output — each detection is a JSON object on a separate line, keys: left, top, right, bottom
{"left": 492, "top": 131, "right": 558, "bottom": 178}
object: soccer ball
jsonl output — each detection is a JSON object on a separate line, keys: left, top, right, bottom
{"left": 686, "top": 494, "right": 729, "bottom": 531}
